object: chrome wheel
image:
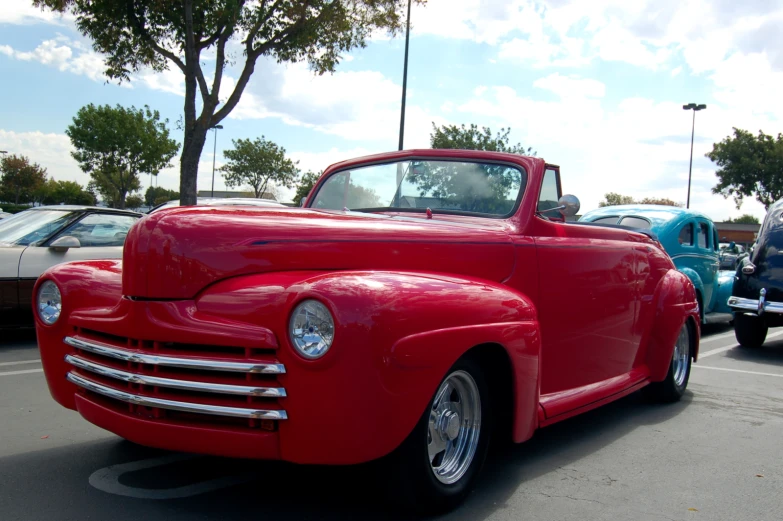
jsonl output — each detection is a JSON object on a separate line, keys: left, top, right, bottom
{"left": 427, "top": 370, "right": 481, "bottom": 485}
{"left": 672, "top": 324, "right": 690, "bottom": 388}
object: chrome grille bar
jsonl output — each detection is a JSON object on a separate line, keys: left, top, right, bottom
{"left": 64, "top": 336, "right": 286, "bottom": 374}
{"left": 67, "top": 373, "right": 288, "bottom": 420}
{"left": 65, "top": 355, "right": 286, "bottom": 397}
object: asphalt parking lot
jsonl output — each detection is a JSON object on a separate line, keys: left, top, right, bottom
{"left": 1, "top": 325, "right": 782, "bottom": 521}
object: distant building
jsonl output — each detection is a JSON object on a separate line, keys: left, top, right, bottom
{"left": 197, "top": 190, "right": 277, "bottom": 200}
{"left": 714, "top": 222, "right": 760, "bottom": 247}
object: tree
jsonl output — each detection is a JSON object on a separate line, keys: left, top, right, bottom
{"left": 66, "top": 104, "right": 179, "bottom": 209}
{"left": 125, "top": 194, "right": 145, "bottom": 211}
{"left": 707, "top": 128, "right": 783, "bottom": 210}
{"left": 145, "top": 186, "right": 180, "bottom": 206}
{"left": 36, "top": 0, "right": 425, "bottom": 207}
{"left": 40, "top": 180, "right": 97, "bottom": 205}
{"left": 725, "top": 214, "right": 760, "bottom": 224}
{"left": 0, "top": 154, "right": 47, "bottom": 204}
{"left": 294, "top": 170, "right": 322, "bottom": 204}
{"left": 598, "top": 193, "right": 682, "bottom": 207}
{"left": 221, "top": 137, "right": 299, "bottom": 199}
{"left": 430, "top": 123, "right": 535, "bottom": 155}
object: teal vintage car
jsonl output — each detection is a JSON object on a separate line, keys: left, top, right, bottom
{"left": 579, "top": 205, "right": 734, "bottom": 324}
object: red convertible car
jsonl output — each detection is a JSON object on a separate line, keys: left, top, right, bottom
{"left": 34, "top": 149, "right": 699, "bottom": 513}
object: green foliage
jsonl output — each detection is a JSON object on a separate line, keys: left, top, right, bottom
{"left": 0, "top": 154, "right": 48, "bottom": 204}
{"left": 430, "top": 123, "right": 535, "bottom": 156}
{"left": 35, "top": 0, "right": 426, "bottom": 205}
{"left": 221, "top": 137, "right": 299, "bottom": 198}
{"left": 294, "top": 170, "right": 322, "bottom": 204}
{"left": 66, "top": 103, "right": 179, "bottom": 209}
{"left": 724, "top": 214, "right": 760, "bottom": 224}
{"left": 0, "top": 204, "right": 33, "bottom": 214}
{"left": 598, "top": 193, "right": 682, "bottom": 207}
{"left": 145, "top": 186, "right": 180, "bottom": 206}
{"left": 40, "top": 180, "right": 97, "bottom": 206}
{"left": 125, "top": 194, "right": 145, "bottom": 211}
{"left": 707, "top": 128, "right": 783, "bottom": 210}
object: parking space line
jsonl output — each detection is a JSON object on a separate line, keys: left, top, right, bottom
{"left": 0, "top": 359, "right": 41, "bottom": 367}
{"left": 700, "top": 330, "right": 739, "bottom": 345}
{"left": 699, "top": 330, "right": 783, "bottom": 359}
{"left": 693, "top": 365, "right": 783, "bottom": 379}
{"left": 0, "top": 368, "right": 44, "bottom": 377}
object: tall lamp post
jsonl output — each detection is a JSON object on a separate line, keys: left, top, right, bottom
{"left": 397, "top": 0, "right": 412, "bottom": 151}
{"left": 210, "top": 124, "right": 223, "bottom": 198}
{"left": 683, "top": 103, "right": 706, "bottom": 209}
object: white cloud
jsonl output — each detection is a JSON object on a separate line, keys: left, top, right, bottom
{"left": 0, "top": 0, "right": 73, "bottom": 25}
{"left": 1, "top": 38, "right": 107, "bottom": 82}
{"left": 533, "top": 73, "right": 605, "bottom": 99}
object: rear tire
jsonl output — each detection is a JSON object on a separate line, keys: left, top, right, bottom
{"left": 645, "top": 321, "right": 692, "bottom": 403}
{"left": 385, "top": 356, "right": 492, "bottom": 515}
{"left": 734, "top": 313, "right": 767, "bottom": 348}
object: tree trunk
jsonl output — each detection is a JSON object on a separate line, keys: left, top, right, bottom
{"left": 180, "top": 127, "right": 208, "bottom": 205}
{"left": 118, "top": 190, "right": 126, "bottom": 210}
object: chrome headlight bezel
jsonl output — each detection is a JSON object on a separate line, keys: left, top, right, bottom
{"left": 37, "top": 280, "right": 62, "bottom": 325}
{"left": 288, "top": 299, "right": 335, "bottom": 360}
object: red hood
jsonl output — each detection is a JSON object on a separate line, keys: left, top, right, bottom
{"left": 123, "top": 207, "right": 517, "bottom": 299}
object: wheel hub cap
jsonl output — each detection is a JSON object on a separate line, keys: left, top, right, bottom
{"left": 438, "top": 410, "right": 461, "bottom": 441}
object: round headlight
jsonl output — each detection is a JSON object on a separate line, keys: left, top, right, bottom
{"left": 289, "top": 300, "right": 335, "bottom": 359}
{"left": 37, "top": 280, "right": 62, "bottom": 325}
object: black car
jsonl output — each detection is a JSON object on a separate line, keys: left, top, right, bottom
{"left": 727, "top": 199, "right": 783, "bottom": 347}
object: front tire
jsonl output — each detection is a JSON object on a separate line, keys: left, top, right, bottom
{"left": 645, "top": 321, "right": 692, "bottom": 403}
{"left": 387, "top": 356, "right": 491, "bottom": 515}
{"left": 734, "top": 313, "right": 767, "bottom": 348}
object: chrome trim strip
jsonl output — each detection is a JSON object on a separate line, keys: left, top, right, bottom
{"left": 65, "top": 355, "right": 286, "bottom": 398}
{"left": 66, "top": 372, "right": 288, "bottom": 420}
{"left": 64, "top": 336, "right": 286, "bottom": 374}
{"left": 670, "top": 253, "right": 718, "bottom": 262}
{"left": 727, "top": 296, "right": 783, "bottom": 314}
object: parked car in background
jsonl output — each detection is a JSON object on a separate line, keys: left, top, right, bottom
{"left": 148, "top": 197, "right": 285, "bottom": 213}
{"left": 728, "top": 199, "right": 783, "bottom": 347}
{"left": 34, "top": 150, "right": 699, "bottom": 513}
{"left": 718, "top": 241, "right": 748, "bottom": 270}
{"left": 0, "top": 205, "right": 141, "bottom": 327}
{"left": 579, "top": 205, "right": 734, "bottom": 324}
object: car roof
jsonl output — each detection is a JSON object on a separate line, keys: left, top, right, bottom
{"left": 28, "top": 205, "right": 142, "bottom": 216}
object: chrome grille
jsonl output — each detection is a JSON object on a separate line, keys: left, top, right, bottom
{"left": 63, "top": 332, "right": 287, "bottom": 428}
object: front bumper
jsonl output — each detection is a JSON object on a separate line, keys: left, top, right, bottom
{"left": 727, "top": 288, "right": 783, "bottom": 315}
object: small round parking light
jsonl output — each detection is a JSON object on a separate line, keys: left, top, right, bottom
{"left": 37, "top": 280, "right": 62, "bottom": 325}
{"left": 289, "top": 300, "right": 335, "bottom": 360}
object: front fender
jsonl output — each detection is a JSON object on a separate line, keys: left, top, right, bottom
{"left": 678, "top": 266, "right": 705, "bottom": 312}
{"left": 645, "top": 269, "right": 701, "bottom": 382}
{"left": 713, "top": 270, "right": 737, "bottom": 314}
{"left": 196, "top": 270, "right": 540, "bottom": 464}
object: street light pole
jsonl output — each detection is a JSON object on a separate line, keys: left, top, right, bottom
{"left": 211, "top": 125, "right": 223, "bottom": 198}
{"left": 397, "top": 0, "right": 412, "bottom": 151}
{"left": 683, "top": 103, "right": 706, "bottom": 209}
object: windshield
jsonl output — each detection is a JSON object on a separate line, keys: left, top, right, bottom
{"left": 310, "top": 159, "right": 526, "bottom": 217}
{"left": 0, "top": 210, "right": 80, "bottom": 246}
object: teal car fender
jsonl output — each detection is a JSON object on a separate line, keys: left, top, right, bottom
{"left": 678, "top": 266, "right": 706, "bottom": 312}
{"left": 713, "top": 269, "right": 736, "bottom": 315}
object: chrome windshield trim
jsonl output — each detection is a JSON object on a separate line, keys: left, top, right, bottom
{"left": 66, "top": 372, "right": 288, "bottom": 420}
{"left": 64, "top": 336, "right": 286, "bottom": 374}
{"left": 727, "top": 295, "right": 783, "bottom": 314}
{"left": 65, "top": 355, "right": 286, "bottom": 398}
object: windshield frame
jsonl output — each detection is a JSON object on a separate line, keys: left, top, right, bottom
{"left": 0, "top": 209, "right": 85, "bottom": 247}
{"left": 307, "top": 156, "right": 529, "bottom": 220}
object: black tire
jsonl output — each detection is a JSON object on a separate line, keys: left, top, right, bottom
{"left": 385, "top": 356, "right": 492, "bottom": 515}
{"left": 734, "top": 313, "right": 767, "bottom": 348}
{"left": 645, "top": 321, "right": 692, "bottom": 403}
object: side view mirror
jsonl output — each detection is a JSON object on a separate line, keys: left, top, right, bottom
{"left": 49, "top": 236, "right": 81, "bottom": 252}
{"left": 558, "top": 194, "right": 580, "bottom": 217}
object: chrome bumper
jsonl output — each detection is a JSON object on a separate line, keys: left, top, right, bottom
{"left": 727, "top": 288, "right": 783, "bottom": 315}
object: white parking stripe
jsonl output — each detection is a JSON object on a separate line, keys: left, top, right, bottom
{"left": 699, "top": 330, "right": 783, "bottom": 359}
{"left": 0, "top": 368, "right": 44, "bottom": 377}
{"left": 693, "top": 365, "right": 783, "bottom": 379}
{"left": 0, "top": 359, "right": 41, "bottom": 367}
{"left": 699, "top": 330, "right": 738, "bottom": 345}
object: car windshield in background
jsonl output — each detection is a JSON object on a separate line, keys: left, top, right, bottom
{"left": 310, "top": 159, "right": 526, "bottom": 217}
{"left": 0, "top": 210, "right": 80, "bottom": 246}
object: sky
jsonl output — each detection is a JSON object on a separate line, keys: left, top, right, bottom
{"left": 1, "top": 0, "right": 782, "bottom": 220}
